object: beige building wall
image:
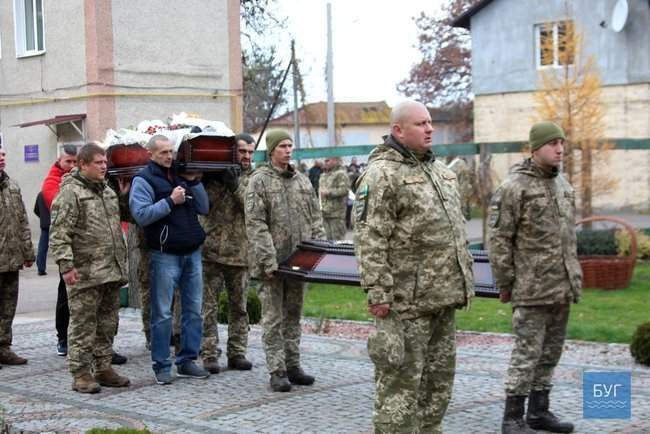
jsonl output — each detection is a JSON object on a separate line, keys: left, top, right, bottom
{"left": 475, "top": 83, "right": 650, "bottom": 211}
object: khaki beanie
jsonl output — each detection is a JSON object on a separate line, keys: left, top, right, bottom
{"left": 529, "top": 122, "right": 566, "bottom": 151}
{"left": 265, "top": 130, "right": 292, "bottom": 157}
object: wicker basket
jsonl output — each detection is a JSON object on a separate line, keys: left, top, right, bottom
{"left": 577, "top": 216, "right": 637, "bottom": 289}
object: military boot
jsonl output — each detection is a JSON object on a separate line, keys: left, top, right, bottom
{"left": 0, "top": 349, "right": 28, "bottom": 365}
{"left": 72, "top": 373, "right": 101, "bottom": 394}
{"left": 228, "top": 355, "right": 252, "bottom": 371}
{"left": 203, "top": 357, "right": 220, "bottom": 374}
{"left": 270, "top": 371, "right": 291, "bottom": 392}
{"left": 287, "top": 366, "right": 315, "bottom": 385}
{"left": 526, "top": 390, "right": 574, "bottom": 433}
{"left": 94, "top": 367, "right": 131, "bottom": 387}
{"left": 502, "top": 396, "right": 536, "bottom": 434}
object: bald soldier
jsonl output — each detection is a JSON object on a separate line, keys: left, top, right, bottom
{"left": 354, "top": 101, "right": 474, "bottom": 434}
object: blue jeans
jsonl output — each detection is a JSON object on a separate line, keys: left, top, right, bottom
{"left": 149, "top": 249, "right": 203, "bottom": 372}
{"left": 36, "top": 228, "right": 49, "bottom": 273}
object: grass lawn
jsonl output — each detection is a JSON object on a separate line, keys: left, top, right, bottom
{"left": 303, "top": 262, "right": 650, "bottom": 344}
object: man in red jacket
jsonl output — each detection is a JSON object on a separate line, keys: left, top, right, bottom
{"left": 41, "top": 145, "right": 77, "bottom": 357}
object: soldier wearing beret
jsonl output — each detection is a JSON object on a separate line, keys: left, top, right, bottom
{"left": 488, "top": 121, "right": 581, "bottom": 434}
{"left": 245, "top": 129, "right": 326, "bottom": 392}
{"left": 354, "top": 101, "right": 474, "bottom": 434}
{"left": 0, "top": 144, "right": 35, "bottom": 367}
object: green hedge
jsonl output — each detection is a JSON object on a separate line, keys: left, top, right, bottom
{"left": 577, "top": 228, "right": 618, "bottom": 255}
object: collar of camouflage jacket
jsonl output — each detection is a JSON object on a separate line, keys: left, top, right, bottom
{"left": 268, "top": 161, "right": 296, "bottom": 178}
{"left": 376, "top": 134, "right": 435, "bottom": 165}
{"left": 514, "top": 157, "right": 559, "bottom": 179}
{"left": 0, "top": 171, "right": 7, "bottom": 189}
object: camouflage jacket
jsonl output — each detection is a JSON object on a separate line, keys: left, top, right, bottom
{"left": 487, "top": 158, "right": 582, "bottom": 306}
{"left": 448, "top": 157, "right": 473, "bottom": 200}
{"left": 201, "top": 167, "right": 253, "bottom": 267}
{"left": 0, "top": 172, "right": 35, "bottom": 272}
{"left": 353, "top": 136, "right": 474, "bottom": 319}
{"left": 49, "top": 168, "right": 128, "bottom": 291}
{"left": 319, "top": 164, "right": 349, "bottom": 219}
{"left": 245, "top": 163, "right": 326, "bottom": 279}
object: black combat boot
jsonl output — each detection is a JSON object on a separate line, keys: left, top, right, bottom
{"left": 502, "top": 395, "right": 536, "bottom": 434}
{"left": 270, "top": 371, "right": 291, "bottom": 392}
{"left": 526, "top": 389, "right": 574, "bottom": 433}
{"left": 287, "top": 366, "right": 315, "bottom": 385}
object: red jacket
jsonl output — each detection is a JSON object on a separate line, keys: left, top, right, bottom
{"left": 41, "top": 163, "right": 68, "bottom": 210}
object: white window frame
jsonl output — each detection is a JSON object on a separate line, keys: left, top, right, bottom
{"left": 534, "top": 20, "right": 574, "bottom": 69}
{"left": 13, "top": 0, "right": 45, "bottom": 58}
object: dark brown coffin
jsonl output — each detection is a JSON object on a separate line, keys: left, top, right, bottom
{"left": 277, "top": 240, "right": 499, "bottom": 298}
{"left": 106, "top": 143, "right": 149, "bottom": 177}
{"left": 176, "top": 134, "right": 239, "bottom": 172}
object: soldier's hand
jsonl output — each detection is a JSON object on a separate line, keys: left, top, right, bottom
{"left": 170, "top": 186, "right": 186, "bottom": 205}
{"left": 24, "top": 260, "right": 34, "bottom": 268}
{"left": 369, "top": 303, "right": 390, "bottom": 318}
{"left": 499, "top": 292, "right": 511, "bottom": 304}
{"left": 117, "top": 177, "right": 131, "bottom": 194}
{"left": 63, "top": 268, "right": 80, "bottom": 285}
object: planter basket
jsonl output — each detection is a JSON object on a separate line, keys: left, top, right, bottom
{"left": 577, "top": 216, "right": 637, "bottom": 289}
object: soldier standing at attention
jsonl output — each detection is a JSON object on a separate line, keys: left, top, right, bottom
{"left": 200, "top": 133, "right": 256, "bottom": 373}
{"left": 0, "top": 144, "right": 35, "bottom": 367}
{"left": 319, "top": 157, "right": 350, "bottom": 240}
{"left": 354, "top": 100, "right": 474, "bottom": 434}
{"left": 488, "top": 122, "right": 581, "bottom": 434}
{"left": 245, "top": 129, "right": 326, "bottom": 392}
{"left": 49, "top": 143, "right": 130, "bottom": 393}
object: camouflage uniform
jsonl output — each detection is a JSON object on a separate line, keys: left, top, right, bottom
{"left": 49, "top": 168, "right": 128, "bottom": 377}
{"left": 319, "top": 163, "right": 349, "bottom": 240}
{"left": 447, "top": 157, "right": 473, "bottom": 220}
{"left": 487, "top": 158, "right": 582, "bottom": 396}
{"left": 200, "top": 167, "right": 253, "bottom": 361}
{"left": 354, "top": 136, "right": 474, "bottom": 434}
{"left": 245, "top": 163, "right": 325, "bottom": 374}
{"left": 0, "top": 172, "right": 35, "bottom": 355}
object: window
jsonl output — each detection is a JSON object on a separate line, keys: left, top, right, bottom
{"left": 14, "top": 0, "right": 44, "bottom": 57}
{"left": 535, "top": 20, "right": 574, "bottom": 68}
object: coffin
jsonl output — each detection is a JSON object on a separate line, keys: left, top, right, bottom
{"left": 277, "top": 240, "right": 499, "bottom": 298}
{"left": 106, "top": 143, "right": 149, "bottom": 177}
{"left": 176, "top": 134, "right": 239, "bottom": 172}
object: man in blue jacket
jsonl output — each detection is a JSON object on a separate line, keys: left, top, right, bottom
{"left": 129, "top": 134, "right": 210, "bottom": 384}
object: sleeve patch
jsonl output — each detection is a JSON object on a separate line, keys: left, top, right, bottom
{"left": 354, "top": 184, "right": 369, "bottom": 223}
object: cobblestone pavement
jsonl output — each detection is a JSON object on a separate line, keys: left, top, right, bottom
{"left": 1, "top": 310, "right": 649, "bottom": 434}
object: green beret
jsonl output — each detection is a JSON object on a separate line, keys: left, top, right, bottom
{"left": 265, "top": 130, "right": 292, "bottom": 157}
{"left": 529, "top": 121, "right": 566, "bottom": 151}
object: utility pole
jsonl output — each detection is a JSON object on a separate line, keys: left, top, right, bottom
{"left": 291, "top": 40, "right": 301, "bottom": 150}
{"left": 326, "top": 2, "right": 336, "bottom": 147}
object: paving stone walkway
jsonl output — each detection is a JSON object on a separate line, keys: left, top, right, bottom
{"left": 1, "top": 310, "right": 649, "bottom": 434}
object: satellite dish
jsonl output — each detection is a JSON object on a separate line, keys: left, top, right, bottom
{"left": 611, "top": 0, "right": 629, "bottom": 32}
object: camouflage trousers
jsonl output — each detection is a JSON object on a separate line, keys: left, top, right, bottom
{"left": 323, "top": 216, "right": 347, "bottom": 241}
{"left": 67, "top": 282, "right": 122, "bottom": 377}
{"left": 370, "top": 307, "right": 456, "bottom": 434}
{"left": 138, "top": 248, "right": 181, "bottom": 347}
{"left": 201, "top": 262, "right": 249, "bottom": 360}
{"left": 505, "top": 304, "right": 570, "bottom": 396}
{"left": 0, "top": 271, "right": 19, "bottom": 351}
{"left": 258, "top": 277, "right": 305, "bottom": 374}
